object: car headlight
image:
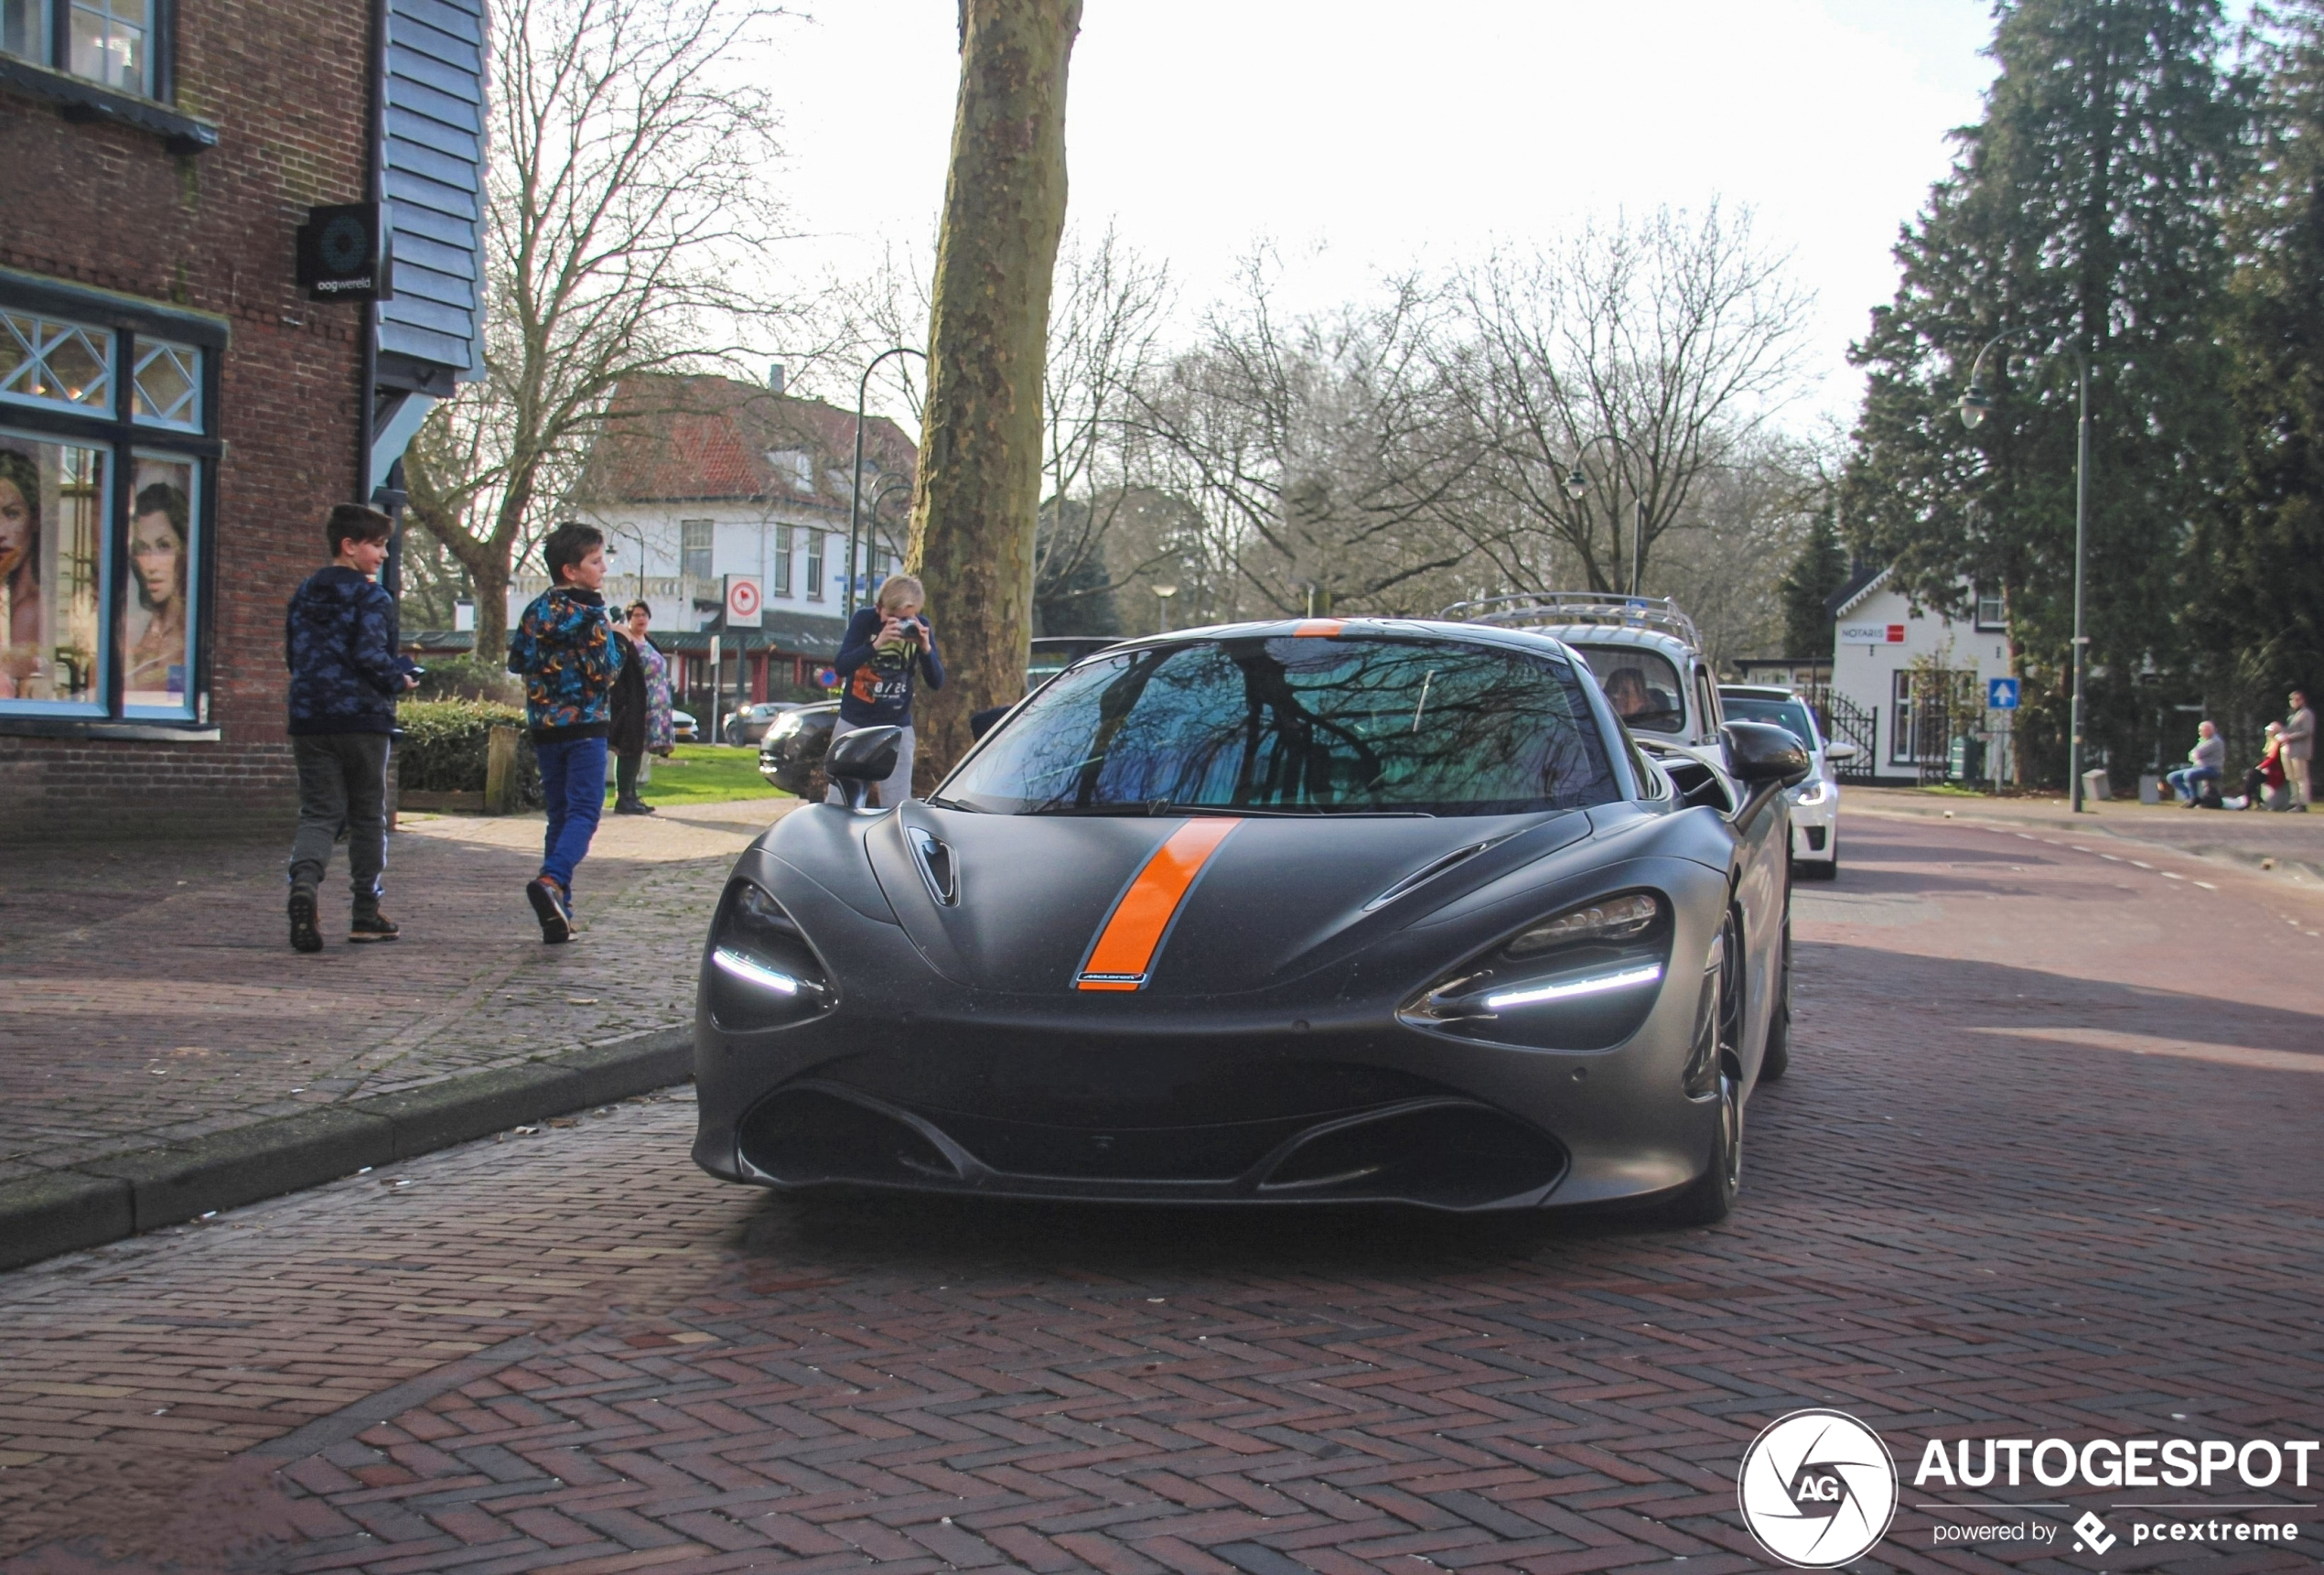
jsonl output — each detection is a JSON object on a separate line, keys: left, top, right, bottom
{"left": 706, "top": 880, "right": 834, "bottom": 1030}
{"left": 1400, "top": 891, "right": 1672, "bottom": 1052}
{"left": 766, "top": 712, "right": 803, "bottom": 742}
{"left": 1790, "top": 777, "right": 1831, "bottom": 806}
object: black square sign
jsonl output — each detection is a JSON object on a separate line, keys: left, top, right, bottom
{"left": 296, "top": 203, "right": 392, "bottom": 302}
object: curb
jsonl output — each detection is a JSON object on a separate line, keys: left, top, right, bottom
{"left": 0, "top": 1024, "right": 694, "bottom": 1273}
{"left": 1850, "top": 801, "right": 2324, "bottom": 884}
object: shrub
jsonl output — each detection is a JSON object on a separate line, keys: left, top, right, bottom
{"left": 396, "top": 698, "right": 541, "bottom": 805}
{"left": 412, "top": 653, "right": 522, "bottom": 704}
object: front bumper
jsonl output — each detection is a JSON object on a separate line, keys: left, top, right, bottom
{"left": 1788, "top": 782, "right": 1839, "bottom": 862}
{"left": 692, "top": 845, "right": 1727, "bottom": 1213}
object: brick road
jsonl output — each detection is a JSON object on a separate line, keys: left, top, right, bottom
{"left": 0, "top": 800, "right": 793, "bottom": 1184}
{"left": 2, "top": 814, "right": 2319, "bottom": 1573}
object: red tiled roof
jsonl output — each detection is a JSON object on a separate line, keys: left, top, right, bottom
{"left": 577, "top": 373, "right": 918, "bottom": 511}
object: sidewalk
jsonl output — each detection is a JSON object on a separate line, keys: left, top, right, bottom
{"left": 0, "top": 796, "right": 795, "bottom": 1267}
{"left": 1846, "top": 785, "right": 2324, "bottom": 883}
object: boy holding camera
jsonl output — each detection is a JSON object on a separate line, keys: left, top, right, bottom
{"left": 829, "top": 573, "right": 943, "bottom": 805}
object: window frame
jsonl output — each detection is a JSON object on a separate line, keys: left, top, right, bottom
{"left": 1973, "top": 587, "right": 2007, "bottom": 631}
{"left": 803, "top": 531, "right": 824, "bottom": 600}
{"left": 771, "top": 523, "right": 792, "bottom": 597}
{"left": 678, "top": 518, "right": 714, "bottom": 583}
{"left": 0, "top": 268, "right": 223, "bottom": 741}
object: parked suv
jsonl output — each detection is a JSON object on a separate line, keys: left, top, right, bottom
{"left": 1719, "top": 684, "right": 1854, "bottom": 879}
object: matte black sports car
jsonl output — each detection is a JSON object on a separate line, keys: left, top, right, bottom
{"left": 694, "top": 619, "right": 1807, "bottom": 1221}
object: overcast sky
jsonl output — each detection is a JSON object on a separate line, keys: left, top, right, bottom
{"left": 762, "top": 1, "right": 2004, "bottom": 426}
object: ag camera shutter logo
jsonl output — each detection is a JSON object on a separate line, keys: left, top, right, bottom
{"left": 1738, "top": 1408, "right": 1899, "bottom": 1568}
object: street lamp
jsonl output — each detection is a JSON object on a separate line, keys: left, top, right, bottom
{"left": 862, "top": 478, "right": 912, "bottom": 596}
{"left": 846, "top": 347, "right": 926, "bottom": 620}
{"left": 1957, "top": 334, "right": 2092, "bottom": 812}
{"left": 1562, "top": 433, "right": 1649, "bottom": 597}
{"left": 1152, "top": 580, "right": 1178, "bottom": 632}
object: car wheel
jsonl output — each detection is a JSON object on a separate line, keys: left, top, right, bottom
{"left": 1664, "top": 913, "right": 1745, "bottom": 1225}
{"left": 1759, "top": 906, "right": 1791, "bottom": 1084}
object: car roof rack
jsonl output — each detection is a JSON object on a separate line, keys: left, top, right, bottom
{"left": 1441, "top": 592, "right": 1702, "bottom": 649}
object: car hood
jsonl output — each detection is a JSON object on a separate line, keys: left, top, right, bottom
{"left": 858, "top": 803, "right": 1597, "bottom": 997}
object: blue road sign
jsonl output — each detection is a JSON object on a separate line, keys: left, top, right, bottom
{"left": 1988, "top": 677, "right": 2020, "bottom": 710}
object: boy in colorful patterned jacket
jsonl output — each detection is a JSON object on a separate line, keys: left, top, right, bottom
{"left": 506, "top": 522, "right": 625, "bottom": 943}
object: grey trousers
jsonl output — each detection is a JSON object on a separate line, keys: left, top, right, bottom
{"left": 287, "top": 732, "right": 391, "bottom": 904}
{"left": 824, "top": 719, "right": 916, "bottom": 807}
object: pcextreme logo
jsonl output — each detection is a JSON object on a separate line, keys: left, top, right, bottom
{"left": 1737, "top": 1408, "right": 1899, "bottom": 1569}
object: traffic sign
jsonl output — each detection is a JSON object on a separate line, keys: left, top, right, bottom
{"left": 1987, "top": 677, "right": 2019, "bottom": 710}
{"left": 724, "top": 575, "right": 762, "bottom": 628}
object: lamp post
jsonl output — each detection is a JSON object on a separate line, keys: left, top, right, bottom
{"left": 1561, "top": 433, "right": 1650, "bottom": 597}
{"left": 846, "top": 347, "right": 926, "bottom": 620}
{"left": 1958, "top": 334, "right": 2091, "bottom": 812}
{"left": 1152, "top": 580, "right": 1178, "bottom": 633}
{"left": 862, "top": 478, "right": 913, "bottom": 598}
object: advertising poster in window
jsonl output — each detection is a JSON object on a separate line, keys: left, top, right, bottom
{"left": 123, "top": 457, "right": 196, "bottom": 711}
{"left": 0, "top": 436, "right": 106, "bottom": 707}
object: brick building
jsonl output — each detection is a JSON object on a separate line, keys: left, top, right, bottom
{"left": 0, "top": 0, "right": 484, "bottom": 840}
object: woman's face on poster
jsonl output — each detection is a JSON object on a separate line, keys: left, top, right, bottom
{"left": 131, "top": 508, "right": 185, "bottom": 608}
{"left": 0, "top": 476, "right": 30, "bottom": 580}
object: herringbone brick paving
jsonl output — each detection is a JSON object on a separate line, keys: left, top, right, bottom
{"left": 1, "top": 815, "right": 2319, "bottom": 1573}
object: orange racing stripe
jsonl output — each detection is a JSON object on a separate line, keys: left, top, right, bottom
{"left": 1075, "top": 817, "right": 1243, "bottom": 990}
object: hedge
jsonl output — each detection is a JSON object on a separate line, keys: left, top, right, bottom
{"left": 396, "top": 698, "right": 542, "bottom": 805}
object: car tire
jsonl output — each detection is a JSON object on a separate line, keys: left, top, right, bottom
{"left": 1663, "top": 913, "right": 1745, "bottom": 1226}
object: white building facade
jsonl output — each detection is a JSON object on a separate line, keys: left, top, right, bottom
{"left": 1825, "top": 567, "right": 2017, "bottom": 785}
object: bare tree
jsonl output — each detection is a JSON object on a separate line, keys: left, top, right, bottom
{"left": 1445, "top": 203, "right": 1814, "bottom": 596}
{"left": 1647, "top": 435, "right": 1834, "bottom": 668}
{"left": 1131, "top": 254, "right": 1478, "bottom": 619}
{"left": 402, "top": 0, "right": 791, "bottom": 655}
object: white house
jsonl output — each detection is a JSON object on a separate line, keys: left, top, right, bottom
{"left": 514, "top": 371, "right": 919, "bottom": 714}
{"left": 1825, "top": 566, "right": 2017, "bottom": 785}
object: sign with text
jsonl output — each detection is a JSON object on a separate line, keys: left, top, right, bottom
{"left": 296, "top": 203, "right": 391, "bottom": 302}
{"left": 1840, "top": 622, "right": 1907, "bottom": 645}
{"left": 724, "top": 575, "right": 762, "bottom": 628}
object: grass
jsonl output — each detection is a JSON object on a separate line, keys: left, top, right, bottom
{"left": 609, "top": 744, "right": 791, "bottom": 806}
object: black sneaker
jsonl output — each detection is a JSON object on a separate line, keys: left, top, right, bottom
{"left": 526, "top": 877, "right": 573, "bottom": 944}
{"left": 350, "top": 910, "right": 401, "bottom": 943}
{"left": 288, "top": 889, "right": 323, "bottom": 954}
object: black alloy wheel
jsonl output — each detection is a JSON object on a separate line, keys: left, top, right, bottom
{"left": 1664, "top": 911, "right": 1746, "bottom": 1225}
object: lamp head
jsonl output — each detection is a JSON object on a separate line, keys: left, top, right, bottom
{"left": 1958, "top": 383, "right": 1992, "bottom": 431}
{"left": 1562, "top": 466, "right": 1589, "bottom": 501}
{"left": 1152, "top": 582, "right": 1178, "bottom": 599}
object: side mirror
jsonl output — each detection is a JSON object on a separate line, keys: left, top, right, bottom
{"left": 1721, "top": 720, "right": 1813, "bottom": 790}
{"left": 968, "top": 704, "right": 1010, "bottom": 740}
{"left": 1824, "top": 740, "right": 1859, "bottom": 763}
{"left": 824, "top": 725, "right": 902, "bottom": 811}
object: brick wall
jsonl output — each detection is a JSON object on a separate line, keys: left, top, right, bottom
{"left": 0, "top": 0, "right": 372, "bottom": 841}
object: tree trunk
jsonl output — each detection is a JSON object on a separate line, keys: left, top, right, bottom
{"left": 908, "top": 0, "right": 1082, "bottom": 791}
{"left": 471, "top": 556, "right": 512, "bottom": 665}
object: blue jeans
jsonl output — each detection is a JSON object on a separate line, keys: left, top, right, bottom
{"left": 2167, "top": 765, "right": 2221, "bottom": 804}
{"left": 535, "top": 736, "right": 608, "bottom": 901}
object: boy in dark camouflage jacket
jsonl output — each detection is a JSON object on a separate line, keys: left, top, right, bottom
{"left": 283, "top": 504, "right": 419, "bottom": 952}
{"left": 507, "top": 522, "right": 625, "bottom": 943}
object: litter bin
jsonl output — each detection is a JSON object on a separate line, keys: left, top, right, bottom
{"left": 2139, "top": 773, "right": 2162, "bottom": 804}
{"left": 2082, "top": 768, "right": 2112, "bottom": 803}
{"left": 1949, "top": 736, "right": 1986, "bottom": 782}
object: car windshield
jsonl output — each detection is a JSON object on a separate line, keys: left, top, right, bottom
{"left": 941, "top": 635, "right": 1619, "bottom": 816}
{"left": 1569, "top": 646, "right": 1686, "bottom": 734}
{"left": 1722, "top": 695, "right": 1819, "bottom": 750}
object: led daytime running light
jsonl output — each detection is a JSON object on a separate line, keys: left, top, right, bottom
{"left": 713, "top": 946, "right": 803, "bottom": 996}
{"left": 1485, "top": 962, "right": 1663, "bottom": 1011}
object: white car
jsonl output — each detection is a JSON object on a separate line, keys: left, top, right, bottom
{"left": 1719, "top": 685, "right": 1853, "bottom": 879}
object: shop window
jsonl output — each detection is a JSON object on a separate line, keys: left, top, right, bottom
{"left": 2, "top": 311, "right": 114, "bottom": 415}
{"left": 0, "top": 285, "right": 218, "bottom": 730}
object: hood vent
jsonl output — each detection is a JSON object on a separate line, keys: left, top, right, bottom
{"left": 907, "top": 827, "right": 958, "bottom": 905}
{"left": 1363, "top": 839, "right": 1494, "bottom": 912}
